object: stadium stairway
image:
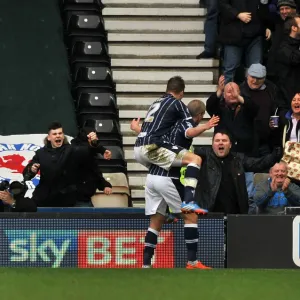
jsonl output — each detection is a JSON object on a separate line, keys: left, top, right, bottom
{"left": 102, "top": 0, "right": 219, "bottom": 207}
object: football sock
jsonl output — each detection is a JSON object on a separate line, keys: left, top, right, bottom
{"left": 143, "top": 228, "right": 159, "bottom": 266}
{"left": 184, "top": 224, "right": 198, "bottom": 263}
{"left": 184, "top": 163, "right": 200, "bottom": 203}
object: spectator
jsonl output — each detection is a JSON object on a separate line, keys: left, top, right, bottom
{"left": 266, "top": 0, "right": 297, "bottom": 83}
{"left": 271, "top": 93, "right": 300, "bottom": 185}
{"left": 276, "top": 15, "right": 300, "bottom": 117}
{"left": 71, "top": 127, "right": 112, "bottom": 207}
{"left": 240, "top": 63, "right": 278, "bottom": 156}
{"left": 196, "top": 0, "right": 219, "bottom": 59}
{"left": 219, "top": 0, "right": 271, "bottom": 83}
{"left": 194, "top": 130, "right": 281, "bottom": 214}
{"left": 18, "top": 121, "right": 105, "bottom": 210}
{"left": 253, "top": 162, "right": 300, "bottom": 214}
{"left": 206, "top": 78, "right": 258, "bottom": 156}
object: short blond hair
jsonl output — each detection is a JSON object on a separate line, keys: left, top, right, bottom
{"left": 187, "top": 99, "right": 206, "bottom": 117}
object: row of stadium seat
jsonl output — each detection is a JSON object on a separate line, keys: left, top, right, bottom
{"left": 59, "top": 0, "right": 130, "bottom": 207}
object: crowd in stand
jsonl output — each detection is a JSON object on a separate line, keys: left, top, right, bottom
{"left": 196, "top": 0, "right": 300, "bottom": 214}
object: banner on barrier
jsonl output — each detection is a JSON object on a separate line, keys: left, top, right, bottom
{"left": 0, "top": 217, "right": 224, "bottom": 268}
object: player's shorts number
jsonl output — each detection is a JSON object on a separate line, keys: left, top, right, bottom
{"left": 145, "top": 102, "right": 161, "bottom": 123}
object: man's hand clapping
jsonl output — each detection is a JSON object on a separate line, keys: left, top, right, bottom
{"left": 216, "top": 75, "right": 225, "bottom": 98}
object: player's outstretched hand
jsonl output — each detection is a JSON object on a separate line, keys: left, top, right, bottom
{"left": 205, "top": 115, "right": 220, "bottom": 130}
{"left": 130, "top": 118, "right": 141, "bottom": 134}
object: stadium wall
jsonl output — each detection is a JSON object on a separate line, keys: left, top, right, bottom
{"left": 0, "top": 211, "right": 299, "bottom": 269}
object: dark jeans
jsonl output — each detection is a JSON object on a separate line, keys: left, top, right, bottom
{"left": 223, "top": 36, "right": 263, "bottom": 84}
{"left": 203, "top": 0, "right": 218, "bottom": 54}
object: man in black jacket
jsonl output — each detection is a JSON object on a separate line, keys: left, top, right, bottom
{"left": 276, "top": 15, "right": 300, "bottom": 119}
{"left": 0, "top": 122, "right": 108, "bottom": 211}
{"left": 240, "top": 63, "right": 278, "bottom": 156}
{"left": 219, "top": 0, "right": 271, "bottom": 83}
{"left": 194, "top": 130, "right": 281, "bottom": 213}
{"left": 206, "top": 78, "right": 258, "bottom": 156}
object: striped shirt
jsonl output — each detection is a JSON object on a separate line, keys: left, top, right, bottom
{"left": 135, "top": 93, "right": 191, "bottom": 147}
{"left": 149, "top": 119, "right": 195, "bottom": 178}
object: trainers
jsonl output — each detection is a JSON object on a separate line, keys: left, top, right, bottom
{"left": 142, "top": 265, "right": 152, "bottom": 269}
{"left": 181, "top": 202, "right": 208, "bottom": 215}
{"left": 186, "top": 261, "right": 212, "bottom": 270}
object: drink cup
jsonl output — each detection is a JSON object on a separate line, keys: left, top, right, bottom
{"left": 270, "top": 116, "right": 279, "bottom": 128}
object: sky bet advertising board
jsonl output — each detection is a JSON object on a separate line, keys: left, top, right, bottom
{"left": 0, "top": 218, "right": 224, "bottom": 268}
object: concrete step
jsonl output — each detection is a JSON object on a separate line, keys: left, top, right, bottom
{"left": 104, "top": 19, "right": 203, "bottom": 32}
{"left": 117, "top": 96, "right": 208, "bottom": 106}
{"left": 119, "top": 110, "right": 211, "bottom": 119}
{"left": 103, "top": 7, "right": 205, "bottom": 16}
{"left": 120, "top": 123, "right": 213, "bottom": 135}
{"left": 109, "top": 43, "right": 204, "bottom": 57}
{"left": 111, "top": 58, "right": 219, "bottom": 68}
{"left": 113, "top": 69, "right": 213, "bottom": 83}
{"left": 102, "top": 0, "right": 201, "bottom": 7}
{"left": 131, "top": 189, "right": 145, "bottom": 199}
{"left": 123, "top": 136, "right": 212, "bottom": 146}
{"left": 108, "top": 32, "right": 205, "bottom": 42}
{"left": 116, "top": 83, "right": 217, "bottom": 93}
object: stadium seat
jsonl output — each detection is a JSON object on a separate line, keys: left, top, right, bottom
{"left": 72, "top": 63, "right": 112, "bottom": 81}
{"left": 92, "top": 193, "right": 129, "bottom": 208}
{"left": 72, "top": 82, "right": 116, "bottom": 99}
{"left": 92, "top": 172, "right": 131, "bottom": 207}
{"left": 102, "top": 172, "right": 130, "bottom": 195}
{"left": 253, "top": 173, "right": 269, "bottom": 186}
{"left": 82, "top": 119, "right": 122, "bottom": 146}
{"left": 66, "top": 35, "right": 107, "bottom": 54}
{"left": 61, "top": 0, "right": 102, "bottom": 5}
{"left": 62, "top": 3, "right": 102, "bottom": 14}
{"left": 70, "top": 39, "right": 108, "bottom": 57}
{"left": 95, "top": 146, "right": 127, "bottom": 174}
{"left": 77, "top": 92, "right": 117, "bottom": 116}
{"left": 73, "top": 66, "right": 113, "bottom": 84}
{"left": 73, "top": 86, "right": 116, "bottom": 102}
{"left": 66, "top": 13, "right": 105, "bottom": 33}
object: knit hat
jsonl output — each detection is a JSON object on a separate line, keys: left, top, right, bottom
{"left": 277, "top": 0, "right": 297, "bottom": 8}
{"left": 248, "top": 63, "right": 267, "bottom": 78}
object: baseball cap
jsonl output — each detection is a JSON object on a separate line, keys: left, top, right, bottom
{"left": 248, "top": 63, "right": 267, "bottom": 78}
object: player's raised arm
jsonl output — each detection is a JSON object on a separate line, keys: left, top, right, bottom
{"left": 186, "top": 115, "right": 220, "bottom": 138}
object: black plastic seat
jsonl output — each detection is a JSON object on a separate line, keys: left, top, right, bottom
{"left": 71, "top": 40, "right": 108, "bottom": 56}
{"left": 73, "top": 86, "right": 116, "bottom": 102}
{"left": 95, "top": 145, "right": 126, "bottom": 173}
{"left": 78, "top": 112, "right": 119, "bottom": 126}
{"left": 82, "top": 119, "right": 122, "bottom": 146}
{"left": 72, "top": 82, "right": 116, "bottom": 99}
{"left": 65, "top": 13, "right": 105, "bottom": 33}
{"left": 61, "top": 0, "right": 103, "bottom": 5}
{"left": 65, "top": 35, "right": 108, "bottom": 54}
{"left": 71, "top": 62, "right": 111, "bottom": 81}
{"left": 73, "top": 66, "right": 113, "bottom": 84}
{"left": 77, "top": 91, "right": 117, "bottom": 113}
{"left": 62, "top": 3, "right": 102, "bottom": 14}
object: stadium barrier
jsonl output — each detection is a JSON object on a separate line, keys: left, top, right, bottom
{"left": 0, "top": 209, "right": 299, "bottom": 269}
{"left": 0, "top": 209, "right": 224, "bottom": 268}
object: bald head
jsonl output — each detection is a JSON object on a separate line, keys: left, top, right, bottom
{"left": 270, "top": 162, "right": 288, "bottom": 187}
{"left": 224, "top": 82, "right": 240, "bottom": 106}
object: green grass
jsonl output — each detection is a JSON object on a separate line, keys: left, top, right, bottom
{"left": 0, "top": 269, "right": 299, "bottom": 300}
